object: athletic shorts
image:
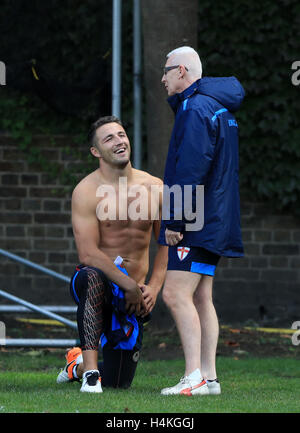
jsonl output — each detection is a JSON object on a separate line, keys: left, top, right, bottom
{"left": 70, "top": 264, "right": 142, "bottom": 388}
{"left": 167, "top": 246, "right": 220, "bottom": 276}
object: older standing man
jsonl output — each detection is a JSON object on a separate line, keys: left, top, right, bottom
{"left": 159, "top": 47, "right": 245, "bottom": 396}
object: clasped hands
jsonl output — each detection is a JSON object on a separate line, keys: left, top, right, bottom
{"left": 125, "top": 282, "right": 158, "bottom": 318}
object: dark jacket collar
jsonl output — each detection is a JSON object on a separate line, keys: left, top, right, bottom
{"left": 167, "top": 79, "right": 201, "bottom": 113}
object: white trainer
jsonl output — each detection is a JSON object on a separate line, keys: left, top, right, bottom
{"left": 80, "top": 370, "right": 103, "bottom": 393}
{"left": 207, "top": 379, "right": 221, "bottom": 395}
{"left": 161, "top": 376, "right": 209, "bottom": 396}
{"left": 56, "top": 347, "right": 83, "bottom": 384}
{"left": 57, "top": 369, "right": 69, "bottom": 384}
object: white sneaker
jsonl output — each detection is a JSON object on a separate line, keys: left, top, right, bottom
{"left": 207, "top": 379, "right": 221, "bottom": 395}
{"left": 80, "top": 370, "right": 103, "bottom": 393}
{"left": 57, "top": 347, "right": 83, "bottom": 384}
{"left": 161, "top": 376, "right": 209, "bottom": 396}
{"left": 57, "top": 369, "right": 69, "bottom": 384}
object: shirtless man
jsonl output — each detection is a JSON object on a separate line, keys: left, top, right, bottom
{"left": 57, "top": 116, "right": 168, "bottom": 393}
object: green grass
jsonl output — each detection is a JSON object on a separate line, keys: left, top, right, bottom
{"left": 0, "top": 351, "right": 299, "bottom": 413}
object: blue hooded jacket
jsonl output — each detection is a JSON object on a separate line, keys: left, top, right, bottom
{"left": 158, "top": 77, "right": 245, "bottom": 257}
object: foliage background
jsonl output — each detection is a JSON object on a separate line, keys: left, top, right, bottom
{"left": 0, "top": 0, "right": 299, "bottom": 212}
{"left": 198, "top": 0, "right": 300, "bottom": 214}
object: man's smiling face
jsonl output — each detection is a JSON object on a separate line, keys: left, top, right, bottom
{"left": 95, "top": 122, "right": 131, "bottom": 167}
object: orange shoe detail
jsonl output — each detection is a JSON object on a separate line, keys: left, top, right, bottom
{"left": 65, "top": 347, "right": 82, "bottom": 364}
{"left": 180, "top": 380, "right": 207, "bottom": 396}
{"left": 65, "top": 347, "right": 82, "bottom": 380}
{"left": 66, "top": 361, "right": 76, "bottom": 380}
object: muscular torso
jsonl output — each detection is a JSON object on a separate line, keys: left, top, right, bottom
{"left": 99, "top": 221, "right": 152, "bottom": 284}
{"left": 75, "top": 168, "right": 161, "bottom": 284}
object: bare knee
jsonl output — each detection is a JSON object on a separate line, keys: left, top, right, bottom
{"left": 163, "top": 284, "right": 195, "bottom": 313}
{"left": 194, "top": 276, "right": 214, "bottom": 306}
{"left": 162, "top": 271, "right": 201, "bottom": 310}
{"left": 162, "top": 284, "right": 186, "bottom": 310}
{"left": 162, "top": 285, "right": 177, "bottom": 309}
{"left": 194, "top": 290, "right": 212, "bottom": 306}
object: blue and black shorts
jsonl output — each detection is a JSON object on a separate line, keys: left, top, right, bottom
{"left": 167, "top": 246, "right": 220, "bottom": 276}
{"left": 70, "top": 264, "right": 142, "bottom": 388}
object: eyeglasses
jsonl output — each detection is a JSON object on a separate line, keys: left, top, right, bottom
{"left": 163, "top": 65, "right": 189, "bottom": 75}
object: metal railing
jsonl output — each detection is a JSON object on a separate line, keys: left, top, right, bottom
{"left": 0, "top": 248, "right": 79, "bottom": 347}
{"left": 0, "top": 305, "right": 76, "bottom": 313}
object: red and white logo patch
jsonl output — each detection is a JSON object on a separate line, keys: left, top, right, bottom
{"left": 177, "top": 247, "right": 190, "bottom": 261}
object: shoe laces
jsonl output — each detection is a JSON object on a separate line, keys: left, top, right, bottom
{"left": 179, "top": 376, "right": 190, "bottom": 385}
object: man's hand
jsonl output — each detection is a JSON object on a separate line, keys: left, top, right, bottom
{"left": 165, "top": 228, "right": 183, "bottom": 246}
{"left": 139, "top": 284, "right": 159, "bottom": 317}
{"left": 123, "top": 280, "right": 147, "bottom": 316}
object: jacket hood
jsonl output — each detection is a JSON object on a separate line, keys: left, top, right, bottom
{"left": 197, "top": 76, "right": 245, "bottom": 112}
{"left": 168, "top": 76, "right": 245, "bottom": 113}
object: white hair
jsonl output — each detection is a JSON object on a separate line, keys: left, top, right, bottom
{"left": 166, "top": 46, "right": 202, "bottom": 79}
{"left": 166, "top": 46, "right": 197, "bottom": 58}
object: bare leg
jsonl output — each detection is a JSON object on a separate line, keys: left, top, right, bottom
{"left": 76, "top": 268, "right": 109, "bottom": 373}
{"left": 82, "top": 350, "right": 98, "bottom": 373}
{"left": 193, "top": 275, "right": 219, "bottom": 380}
{"left": 76, "top": 362, "right": 84, "bottom": 378}
{"left": 162, "top": 270, "right": 202, "bottom": 376}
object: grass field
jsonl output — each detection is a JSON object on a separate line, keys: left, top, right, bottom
{"left": 0, "top": 349, "right": 299, "bottom": 413}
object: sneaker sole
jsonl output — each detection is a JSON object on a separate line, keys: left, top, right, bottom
{"left": 180, "top": 381, "right": 209, "bottom": 397}
{"left": 181, "top": 385, "right": 209, "bottom": 396}
{"left": 161, "top": 389, "right": 178, "bottom": 395}
{"left": 207, "top": 381, "right": 221, "bottom": 395}
{"left": 80, "top": 385, "right": 103, "bottom": 393}
{"left": 161, "top": 383, "right": 209, "bottom": 396}
{"left": 208, "top": 387, "right": 221, "bottom": 395}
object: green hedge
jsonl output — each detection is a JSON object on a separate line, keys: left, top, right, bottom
{"left": 198, "top": 0, "right": 300, "bottom": 214}
{"left": 1, "top": 0, "right": 299, "bottom": 213}
{"left": 0, "top": 0, "right": 113, "bottom": 130}
{"left": 0, "top": 0, "right": 133, "bottom": 187}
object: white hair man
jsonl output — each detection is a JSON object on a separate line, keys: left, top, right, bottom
{"left": 159, "top": 46, "right": 245, "bottom": 396}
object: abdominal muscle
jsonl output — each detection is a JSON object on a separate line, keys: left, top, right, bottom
{"left": 99, "top": 220, "right": 152, "bottom": 284}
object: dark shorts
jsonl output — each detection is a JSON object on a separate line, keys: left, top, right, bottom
{"left": 70, "top": 265, "right": 142, "bottom": 388}
{"left": 167, "top": 246, "right": 220, "bottom": 276}
{"left": 98, "top": 345, "right": 140, "bottom": 389}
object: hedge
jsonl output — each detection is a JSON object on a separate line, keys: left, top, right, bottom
{"left": 0, "top": 0, "right": 299, "bottom": 213}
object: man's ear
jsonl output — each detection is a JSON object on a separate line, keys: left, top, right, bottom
{"left": 90, "top": 146, "right": 101, "bottom": 158}
{"left": 179, "top": 64, "right": 186, "bottom": 78}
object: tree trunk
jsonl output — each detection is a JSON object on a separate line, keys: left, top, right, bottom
{"left": 141, "top": 0, "right": 198, "bottom": 178}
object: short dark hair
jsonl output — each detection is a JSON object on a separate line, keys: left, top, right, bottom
{"left": 87, "top": 115, "right": 123, "bottom": 148}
